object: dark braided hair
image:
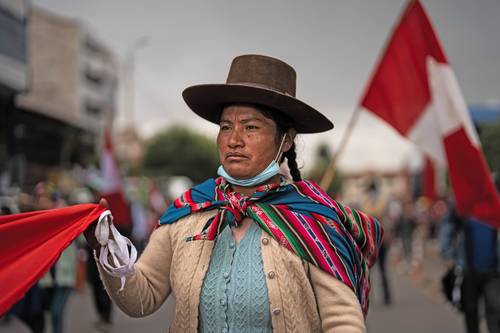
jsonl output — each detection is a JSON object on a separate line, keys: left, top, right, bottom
{"left": 283, "top": 143, "right": 301, "bottom": 182}
{"left": 257, "top": 105, "right": 302, "bottom": 182}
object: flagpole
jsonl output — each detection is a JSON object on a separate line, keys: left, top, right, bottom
{"left": 320, "top": 0, "right": 416, "bottom": 192}
{"left": 319, "top": 106, "right": 362, "bottom": 190}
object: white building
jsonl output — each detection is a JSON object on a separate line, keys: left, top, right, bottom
{"left": 1, "top": 5, "right": 118, "bottom": 189}
{"left": 16, "top": 6, "right": 118, "bottom": 135}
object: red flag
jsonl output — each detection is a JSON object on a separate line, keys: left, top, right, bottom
{"left": 422, "top": 155, "right": 438, "bottom": 200}
{"left": 361, "top": 0, "right": 500, "bottom": 227}
{"left": 0, "top": 204, "right": 106, "bottom": 315}
{"left": 100, "top": 129, "right": 132, "bottom": 229}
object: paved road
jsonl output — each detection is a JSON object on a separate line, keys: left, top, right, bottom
{"left": 367, "top": 262, "right": 464, "bottom": 333}
{"left": 2, "top": 250, "right": 466, "bottom": 333}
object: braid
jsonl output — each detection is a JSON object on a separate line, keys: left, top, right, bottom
{"left": 284, "top": 143, "right": 301, "bottom": 181}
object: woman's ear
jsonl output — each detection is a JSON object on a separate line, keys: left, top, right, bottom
{"left": 282, "top": 128, "right": 297, "bottom": 153}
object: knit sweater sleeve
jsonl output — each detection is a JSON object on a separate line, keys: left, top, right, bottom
{"left": 97, "top": 222, "right": 174, "bottom": 318}
{"left": 309, "top": 264, "right": 366, "bottom": 333}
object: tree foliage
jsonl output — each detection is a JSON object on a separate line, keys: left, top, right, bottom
{"left": 306, "top": 142, "right": 343, "bottom": 196}
{"left": 142, "top": 126, "right": 219, "bottom": 183}
{"left": 479, "top": 120, "right": 500, "bottom": 181}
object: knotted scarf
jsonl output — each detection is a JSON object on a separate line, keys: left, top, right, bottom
{"left": 160, "top": 177, "right": 383, "bottom": 316}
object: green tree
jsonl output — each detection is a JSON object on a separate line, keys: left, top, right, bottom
{"left": 142, "top": 126, "right": 219, "bottom": 183}
{"left": 479, "top": 120, "right": 500, "bottom": 179}
{"left": 306, "top": 142, "right": 343, "bottom": 196}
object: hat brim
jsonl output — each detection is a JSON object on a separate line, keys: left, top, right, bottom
{"left": 182, "top": 84, "right": 334, "bottom": 133}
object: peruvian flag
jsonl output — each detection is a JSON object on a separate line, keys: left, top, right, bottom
{"left": 421, "top": 156, "right": 438, "bottom": 201}
{"left": 100, "top": 129, "right": 132, "bottom": 230}
{"left": 360, "top": 0, "right": 500, "bottom": 227}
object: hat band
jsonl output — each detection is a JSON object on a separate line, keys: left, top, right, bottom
{"left": 227, "top": 82, "right": 295, "bottom": 97}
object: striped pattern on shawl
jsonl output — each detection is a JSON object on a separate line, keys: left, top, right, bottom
{"left": 159, "top": 177, "right": 383, "bottom": 316}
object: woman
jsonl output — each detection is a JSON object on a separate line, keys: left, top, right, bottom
{"left": 86, "top": 54, "right": 383, "bottom": 333}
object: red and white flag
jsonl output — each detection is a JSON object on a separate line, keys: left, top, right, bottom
{"left": 421, "top": 155, "right": 438, "bottom": 201}
{"left": 360, "top": 0, "right": 500, "bottom": 227}
{"left": 100, "top": 129, "right": 132, "bottom": 230}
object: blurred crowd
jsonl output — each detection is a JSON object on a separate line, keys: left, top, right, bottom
{"left": 1, "top": 171, "right": 499, "bottom": 333}
{"left": 0, "top": 165, "right": 176, "bottom": 333}
{"left": 349, "top": 179, "right": 500, "bottom": 333}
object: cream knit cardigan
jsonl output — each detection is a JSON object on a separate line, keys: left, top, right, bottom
{"left": 98, "top": 210, "right": 366, "bottom": 333}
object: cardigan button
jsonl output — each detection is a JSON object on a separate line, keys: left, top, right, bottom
{"left": 272, "top": 308, "right": 282, "bottom": 316}
{"left": 261, "top": 238, "right": 269, "bottom": 245}
{"left": 268, "top": 271, "right": 276, "bottom": 279}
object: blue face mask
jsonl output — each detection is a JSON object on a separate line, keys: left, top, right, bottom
{"left": 217, "top": 134, "right": 287, "bottom": 187}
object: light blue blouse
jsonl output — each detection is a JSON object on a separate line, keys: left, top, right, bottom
{"left": 199, "top": 222, "right": 272, "bottom": 333}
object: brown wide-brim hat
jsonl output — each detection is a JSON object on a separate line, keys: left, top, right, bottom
{"left": 182, "top": 54, "right": 334, "bottom": 133}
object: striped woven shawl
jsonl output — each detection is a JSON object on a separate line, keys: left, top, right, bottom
{"left": 159, "top": 177, "right": 383, "bottom": 316}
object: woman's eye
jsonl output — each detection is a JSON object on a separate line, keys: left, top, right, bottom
{"left": 220, "top": 125, "right": 230, "bottom": 130}
{"left": 246, "top": 125, "right": 258, "bottom": 130}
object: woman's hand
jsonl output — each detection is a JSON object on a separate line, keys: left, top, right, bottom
{"left": 83, "top": 198, "right": 109, "bottom": 250}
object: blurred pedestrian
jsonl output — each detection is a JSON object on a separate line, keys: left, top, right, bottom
{"left": 8, "top": 194, "right": 45, "bottom": 333}
{"left": 439, "top": 205, "right": 500, "bottom": 333}
{"left": 1, "top": 205, "right": 12, "bottom": 215}
{"left": 84, "top": 54, "right": 383, "bottom": 332}
{"left": 410, "top": 196, "right": 432, "bottom": 276}
{"left": 39, "top": 243, "right": 77, "bottom": 333}
{"left": 396, "top": 199, "right": 416, "bottom": 268}
{"left": 363, "top": 181, "right": 392, "bottom": 305}
{"left": 35, "top": 186, "right": 77, "bottom": 333}
{"left": 0, "top": 205, "right": 14, "bottom": 326}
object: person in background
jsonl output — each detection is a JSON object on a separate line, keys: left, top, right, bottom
{"left": 410, "top": 197, "right": 432, "bottom": 276}
{"left": 439, "top": 204, "right": 500, "bottom": 333}
{"left": 9, "top": 193, "right": 45, "bottom": 333}
{"left": 396, "top": 199, "right": 416, "bottom": 270}
{"left": 363, "top": 181, "right": 392, "bottom": 306}
{"left": 38, "top": 190, "right": 81, "bottom": 333}
{"left": 0, "top": 205, "right": 14, "bottom": 325}
{"left": 39, "top": 242, "right": 77, "bottom": 333}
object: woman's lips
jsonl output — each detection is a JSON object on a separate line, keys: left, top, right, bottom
{"left": 225, "top": 152, "right": 248, "bottom": 161}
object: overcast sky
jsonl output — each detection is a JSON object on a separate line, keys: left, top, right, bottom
{"left": 32, "top": 0, "right": 500, "bottom": 172}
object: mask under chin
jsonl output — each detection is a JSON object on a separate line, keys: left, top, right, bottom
{"left": 217, "top": 161, "right": 280, "bottom": 187}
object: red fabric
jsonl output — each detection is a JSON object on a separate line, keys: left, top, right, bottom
{"left": 360, "top": 0, "right": 500, "bottom": 227}
{"left": 360, "top": 0, "right": 446, "bottom": 135}
{"left": 101, "top": 192, "right": 131, "bottom": 229}
{"left": 0, "top": 204, "right": 106, "bottom": 315}
{"left": 422, "top": 156, "right": 438, "bottom": 200}
{"left": 444, "top": 128, "right": 500, "bottom": 226}
{"left": 100, "top": 129, "right": 132, "bottom": 228}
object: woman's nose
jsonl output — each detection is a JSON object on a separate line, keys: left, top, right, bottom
{"left": 228, "top": 128, "right": 244, "bottom": 147}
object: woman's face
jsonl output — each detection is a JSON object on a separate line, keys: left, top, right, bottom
{"left": 217, "top": 105, "right": 281, "bottom": 179}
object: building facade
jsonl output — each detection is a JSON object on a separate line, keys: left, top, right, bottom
{"left": 0, "top": 0, "right": 28, "bottom": 191}
{"left": 2, "top": 5, "right": 118, "bottom": 190}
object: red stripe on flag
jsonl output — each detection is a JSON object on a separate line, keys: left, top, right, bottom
{"left": 444, "top": 128, "right": 500, "bottom": 227}
{"left": 422, "top": 156, "right": 438, "bottom": 200}
{"left": 361, "top": 0, "right": 447, "bottom": 135}
{"left": 100, "top": 129, "right": 132, "bottom": 228}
